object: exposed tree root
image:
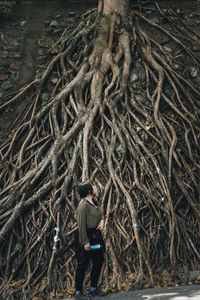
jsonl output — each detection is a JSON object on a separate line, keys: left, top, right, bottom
{"left": 0, "top": 1, "right": 200, "bottom": 299}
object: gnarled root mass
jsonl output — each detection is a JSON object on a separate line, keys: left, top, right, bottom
{"left": 0, "top": 1, "right": 200, "bottom": 299}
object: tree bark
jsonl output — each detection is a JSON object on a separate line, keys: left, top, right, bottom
{"left": 103, "top": 0, "right": 129, "bottom": 16}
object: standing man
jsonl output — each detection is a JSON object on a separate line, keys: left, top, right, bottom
{"left": 74, "top": 181, "right": 106, "bottom": 299}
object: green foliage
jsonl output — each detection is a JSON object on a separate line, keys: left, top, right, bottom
{"left": 98, "top": 13, "right": 106, "bottom": 19}
{"left": 5, "top": 0, "right": 16, "bottom": 8}
{"left": 116, "top": 145, "right": 124, "bottom": 155}
{"left": 159, "top": 257, "right": 165, "bottom": 264}
{"left": 2, "top": 0, "right": 16, "bottom": 14}
{"left": 108, "top": 257, "right": 112, "bottom": 268}
{"left": 41, "top": 93, "right": 48, "bottom": 101}
{"left": 41, "top": 93, "right": 48, "bottom": 109}
{"left": 15, "top": 242, "right": 22, "bottom": 252}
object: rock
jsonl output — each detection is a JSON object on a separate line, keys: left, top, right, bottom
{"left": 67, "top": 18, "right": 75, "bottom": 23}
{"left": 163, "top": 45, "right": 172, "bottom": 53}
{"left": 50, "top": 20, "right": 58, "bottom": 28}
{"left": 51, "top": 48, "right": 59, "bottom": 55}
{"left": 11, "top": 71, "right": 19, "bottom": 82}
{"left": 174, "top": 54, "right": 183, "bottom": 62}
{"left": 1, "top": 81, "right": 14, "bottom": 91}
{"left": 14, "top": 53, "right": 21, "bottom": 58}
{"left": 149, "top": 17, "right": 160, "bottom": 24}
{"left": 130, "top": 71, "right": 139, "bottom": 82}
{"left": 10, "top": 62, "right": 19, "bottom": 70}
{"left": 191, "top": 68, "right": 198, "bottom": 78}
{"left": 174, "top": 64, "right": 182, "bottom": 71}
{"left": 38, "top": 49, "right": 44, "bottom": 56}
{"left": 60, "top": 22, "right": 67, "bottom": 27}
{"left": 53, "top": 29, "right": 63, "bottom": 34}
{"left": 51, "top": 77, "right": 58, "bottom": 85}
{"left": 68, "top": 12, "right": 76, "bottom": 16}
{"left": 193, "top": 46, "right": 199, "bottom": 51}
{"left": 135, "top": 93, "right": 146, "bottom": 104}
{"left": 149, "top": 16, "right": 165, "bottom": 24}
{"left": 188, "top": 270, "right": 200, "bottom": 281}
{"left": 170, "top": 16, "right": 177, "bottom": 22}
{"left": 21, "top": 20, "right": 26, "bottom": 26}
{"left": 0, "top": 74, "right": 9, "bottom": 81}
{"left": 9, "top": 41, "right": 19, "bottom": 47}
{"left": 69, "top": 146, "right": 73, "bottom": 158}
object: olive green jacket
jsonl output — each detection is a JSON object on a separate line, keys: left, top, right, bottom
{"left": 76, "top": 198, "right": 102, "bottom": 246}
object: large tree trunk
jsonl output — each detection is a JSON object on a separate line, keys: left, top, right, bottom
{"left": 103, "top": 0, "right": 129, "bottom": 15}
{"left": 0, "top": 0, "right": 200, "bottom": 299}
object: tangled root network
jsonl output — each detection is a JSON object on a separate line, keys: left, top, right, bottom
{"left": 0, "top": 1, "right": 200, "bottom": 299}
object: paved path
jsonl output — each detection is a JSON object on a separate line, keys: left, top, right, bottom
{"left": 60, "top": 285, "right": 200, "bottom": 300}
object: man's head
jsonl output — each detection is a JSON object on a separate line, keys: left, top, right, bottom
{"left": 77, "top": 181, "right": 95, "bottom": 198}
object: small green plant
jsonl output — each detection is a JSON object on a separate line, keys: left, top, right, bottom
{"left": 116, "top": 145, "right": 124, "bottom": 156}
{"left": 46, "top": 232, "right": 51, "bottom": 238}
{"left": 15, "top": 242, "right": 22, "bottom": 252}
{"left": 159, "top": 257, "right": 165, "bottom": 264}
{"left": 41, "top": 93, "right": 48, "bottom": 109}
{"left": 98, "top": 13, "right": 106, "bottom": 19}
{"left": 91, "top": 11, "right": 97, "bottom": 17}
{"left": 96, "top": 36, "right": 102, "bottom": 41}
{"left": 3, "top": 0, "right": 16, "bottom": 13}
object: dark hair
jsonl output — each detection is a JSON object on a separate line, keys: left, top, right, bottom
{"left": 77, "top": 181, "right": 93, "bottom": 198}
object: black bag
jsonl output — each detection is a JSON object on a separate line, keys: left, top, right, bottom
{"left": 87, "top": 228, "right": 105, "bottom": 248}
{"left": 74, "top": 228, "right": 105, "bottom": 259}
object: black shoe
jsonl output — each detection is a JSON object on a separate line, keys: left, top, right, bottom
{"left": 75, "top": 292, "right": 90, "bottom": 299}
{"left": 89, "top": 287, "right": 107, "bottom": 297}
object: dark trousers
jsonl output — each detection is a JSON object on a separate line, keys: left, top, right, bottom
{"left": 75, "top": 247, "right": 104, "bottom": 291}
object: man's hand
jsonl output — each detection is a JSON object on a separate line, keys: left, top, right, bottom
{"left": 97, "top": 219, "right": 104, "bottom": 231}
{"left": 84, "top": 242, "right": 91, "bottom": 251}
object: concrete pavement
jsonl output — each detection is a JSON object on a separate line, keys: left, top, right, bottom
{"left": 60, "top": 285, "right": 200, "bottom": 300}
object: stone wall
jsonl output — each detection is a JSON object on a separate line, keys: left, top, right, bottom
{"left": 0, "top": 1, "right": 94, "bottom": 138}
{"left": 0, "top": 1, "right": 95, "bottom": 98}
{"left": 0, "top": 0, "right": 200, "bottom": 140}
